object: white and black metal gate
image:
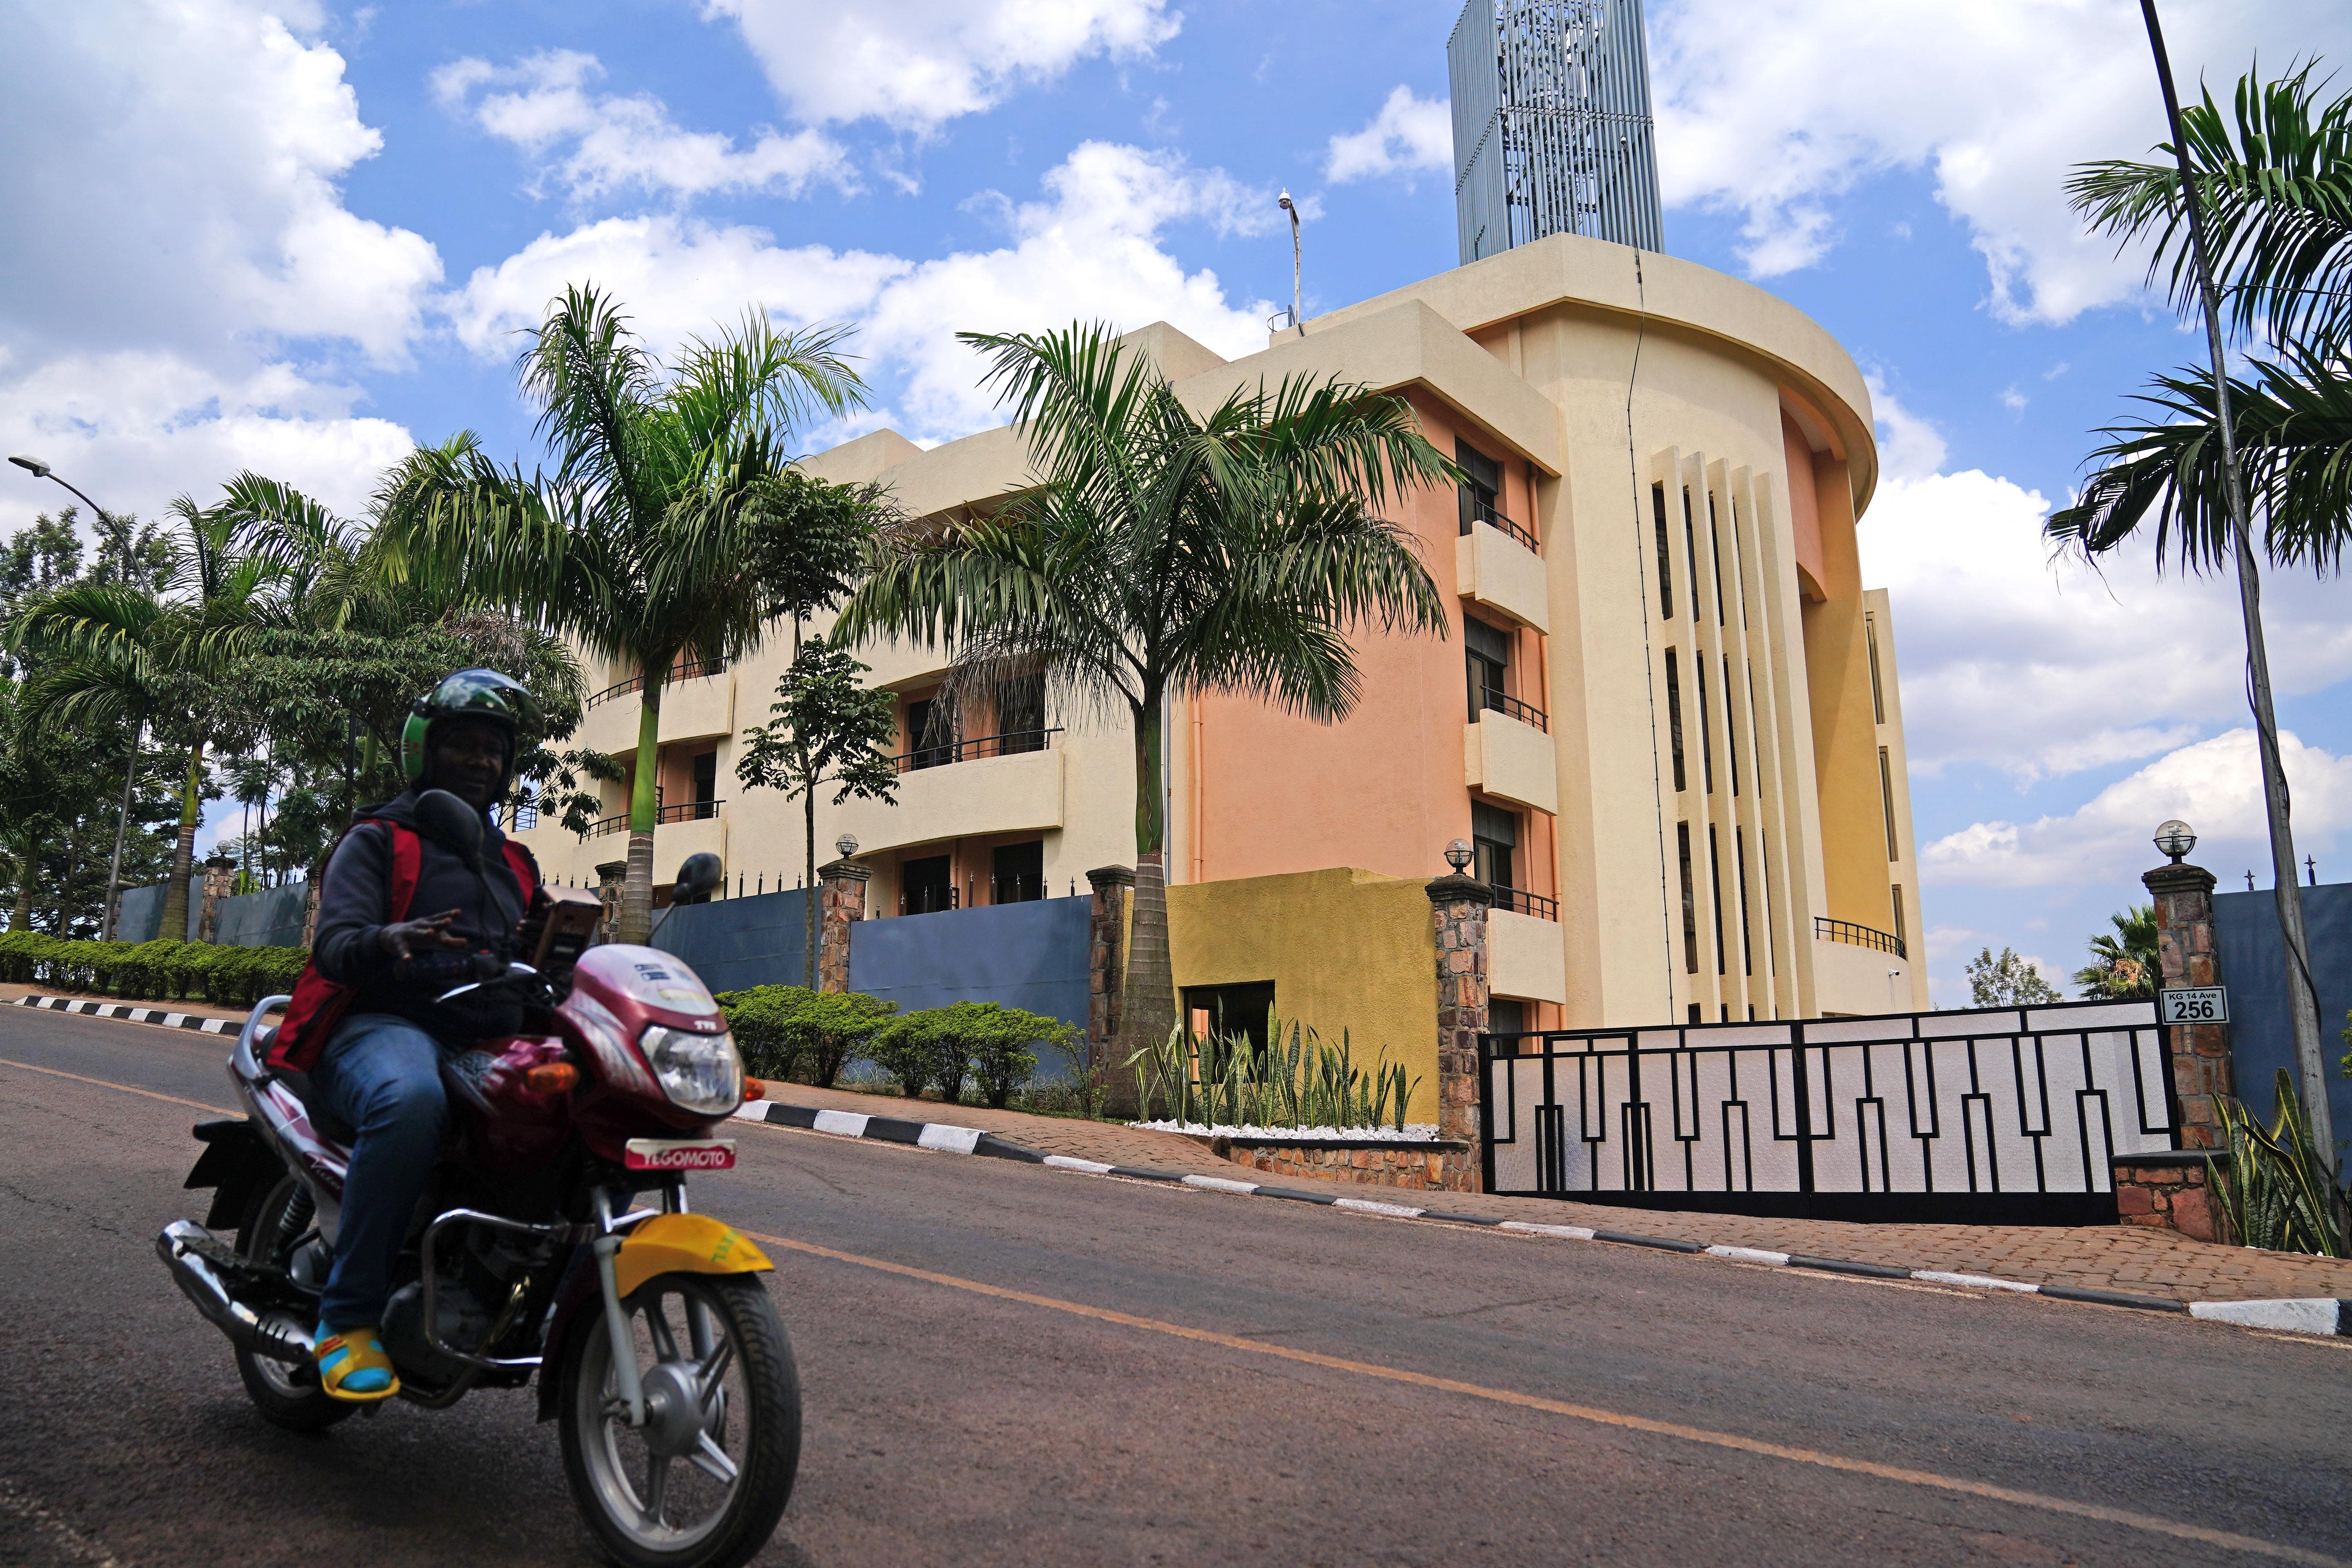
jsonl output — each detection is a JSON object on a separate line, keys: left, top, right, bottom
{"left": 1480, "top": 1001, "right": 2174, "bottom": 1223}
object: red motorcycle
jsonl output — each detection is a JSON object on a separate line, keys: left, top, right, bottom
{"left": 158, "top": 809, "right": 797, "bottom": 1568}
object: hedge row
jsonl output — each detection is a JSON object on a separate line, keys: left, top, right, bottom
{"left": 714, "top": 985, "right": 1078, "bottom": 1109}
{"left": 0, "top": 931, "right": 309, "bottom": 1008}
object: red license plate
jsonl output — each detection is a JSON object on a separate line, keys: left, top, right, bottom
{"left": 624, "top": 1138, "right": 737, "bottom": 1172}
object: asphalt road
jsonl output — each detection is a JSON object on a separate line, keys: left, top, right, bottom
{"left": 3, "top": 1005, "right": 2350, "bottom": 1568}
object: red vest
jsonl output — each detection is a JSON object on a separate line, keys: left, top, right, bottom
{"left": 267, "top": 819, "right": 538, "bottom": 1072}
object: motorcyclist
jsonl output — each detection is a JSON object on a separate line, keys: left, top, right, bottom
{"left": 274, "top": 669, "right": 544, "bottom": 1401}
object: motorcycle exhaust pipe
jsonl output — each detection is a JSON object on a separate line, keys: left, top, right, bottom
{"left": 156, "top": 1221, "right": 312, "bottom": 1366}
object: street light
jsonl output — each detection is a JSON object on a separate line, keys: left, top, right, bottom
{"left": 1277, "top": 190, "right": 1304, "bottom": 339}
{"left": 1444, "top": 838, "right": 1474, "bottom": 875}
{"left": 7, "top": 453, "right": 142, "bottom": 943}
{"left": 2154, "top": 819, "right": 2197, "bottom": 865}
{"left": 835, "top": 832, "right": 858, "bottom": 860}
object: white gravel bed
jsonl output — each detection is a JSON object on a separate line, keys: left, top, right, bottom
{"left": 1132, "top": 1119, "right": 1443, "bottom": 1143}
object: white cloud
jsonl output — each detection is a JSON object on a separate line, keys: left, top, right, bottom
{"left": 1326, "top": 87, "right": 1453, "bottom": 185}
{"left": 0, "top": 2, "right": 434, "bottom": 535}
{"left": 448, "top": 142, "right": 1279, "bottom": 443}
{"left": 1649, "top": 0, "right": 2352, "bottom": 322}
{"left": 703, "top": 0, "right": 1180, "bottom": 132}
{"left": 1866, "top": 376, "right": 1947, "bottom": 481}
{"left": 1861, "top": 463, "right": 2352, "bottom": 785}
{"left": 1921, "top": 729, "right": 2352, "bottom": 889}
{"left": 432, "top": 50, "right": 853, "bottom": 204}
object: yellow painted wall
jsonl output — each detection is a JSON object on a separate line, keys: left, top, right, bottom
{"left": 1798, "top": 448, "right": 1896, "bottom": 935}
{"left": 1167, "top": 868, "right": 1439, "bottom": 1124}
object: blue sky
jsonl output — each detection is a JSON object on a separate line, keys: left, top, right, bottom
{"left": 4, "top": 0, "right": 2348, "bottom": 1002}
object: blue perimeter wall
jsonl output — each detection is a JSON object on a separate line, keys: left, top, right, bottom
{"left": 850, "top": 896, "right": 1092, "bottom": 1036}
{"left": 2213, "top": 882, "right": 2352, "bottom": 1165}
{"left": 649, "top": 889, "right": 812, "bottom": 996}
{"left": 116, "top": 879, "right": 307, "bottom": 947}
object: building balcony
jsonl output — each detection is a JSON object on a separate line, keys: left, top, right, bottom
{"left": 1488, "top": 907, "right": 1568, "bottom": 1004}
{"left": 835, "top": 737, "right": 1064, "bottom": 857}
{"left": 1455, "top": 511, "right": 1549, "bottom": 632}
{"left": 577, "top": 661, "right": 735, "bottom": 754}
{"left": 1812, "top": 928, "right": 1911, "bottom": 1016}
{"left": 1463, "top": 709, "right": 1558, "bottom": 816}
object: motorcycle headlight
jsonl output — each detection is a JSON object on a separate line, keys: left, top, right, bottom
{"left": 639, "top": 1025, "right": 742, "bottom": 1115}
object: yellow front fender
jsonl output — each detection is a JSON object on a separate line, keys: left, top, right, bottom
{"left": 612, "top": 1213, "right": 773, "bottom": 1298}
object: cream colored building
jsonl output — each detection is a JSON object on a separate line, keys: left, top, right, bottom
{"left": 513, "top": 229, "right": 1929, "bottom": 1026}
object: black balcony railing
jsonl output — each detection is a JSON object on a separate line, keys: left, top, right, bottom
{"left": 584, "top": 799, "right": 723, "bottom": 838}
{"left": 586, "top": 657, "right": 727, "bottom": 711}
{"left": 506, "top": 804, "right": 539, "bottom": 832}
{"left": 1815, "top": 915, "right": 1905, "bottom": 959}
{"left": 1490, "top": 885, "right": 1559, "bottom": 921}
{"left": 893, "top": 727, "right": 1061, "bottom": 774}
{"left": 1473, "top": 687, "right": 1549, "bottom": 733}
{"left": 1459, "top": 494, "right": 1539, "bottom": 553}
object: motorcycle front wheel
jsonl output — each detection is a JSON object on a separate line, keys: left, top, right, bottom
{"left": 558, "top": 1272, "right": 800, "bottom": 1568}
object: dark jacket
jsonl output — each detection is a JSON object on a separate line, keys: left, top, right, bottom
{"left": 312, "top": 791, "right": 539, "bottom": 1041}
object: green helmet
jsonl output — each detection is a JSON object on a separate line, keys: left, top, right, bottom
{"left": 400, "top": 668, "right": 541, "bottom": 793}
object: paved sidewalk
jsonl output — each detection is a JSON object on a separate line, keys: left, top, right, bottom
{"left": 775, "top": 1082, "right": 2352, "bottom": 1307}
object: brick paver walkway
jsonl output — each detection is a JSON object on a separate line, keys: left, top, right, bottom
{"left": 773, "top": 1082, "right": 2352, "bottom": 1307}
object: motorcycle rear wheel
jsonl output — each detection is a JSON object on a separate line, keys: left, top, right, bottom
{"left": 232, "top": 1175, "right": 350, "bottom": 1433}
{"left": 558, "top": 1272, "right": 800, "bottom": 1568}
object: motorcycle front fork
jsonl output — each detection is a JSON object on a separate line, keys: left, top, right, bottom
{"left": 589, "top": 1178, "right": 686, "bottom": 1430}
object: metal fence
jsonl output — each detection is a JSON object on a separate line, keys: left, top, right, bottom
{"left": 1482, "top": 1000, "right": 2172, "bottom": 1224}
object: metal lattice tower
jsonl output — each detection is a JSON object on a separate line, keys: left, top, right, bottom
{"left": 1448, "top": 0, "right": 1664, "bottom": 264}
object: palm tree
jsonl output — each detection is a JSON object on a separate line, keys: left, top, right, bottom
{"left": 10, "top": 498, "right": 278, "bottom": 942}
{"left": 837, "top": 322, "right": 1454, "bottom": 1081}
{"left": 2074, "top": 903, "right": 2159, "bottom": 1000}
{"left": 2051, "top": 63, "right": 2352, "bottom": 563}
{"left": 379, "top": 285, "right": 867, "bottom": 941}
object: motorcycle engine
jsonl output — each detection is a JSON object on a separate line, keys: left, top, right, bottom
{"left": 382, "top": 1277, "right": 496, "bottom": 1387}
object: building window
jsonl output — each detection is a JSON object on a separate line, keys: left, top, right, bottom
{"left": 1696, "top": 660, "right": 1715, "bottom": 794}
{"left": 1465, "top": 616, "right": 1511, "bottom": 721}
{"left": 905, "top": 695, "right": 955, "bottom": 770}
{"left": 995, "top": 673, "right": 1046, "bottom": 753}
{"left": 1878, "top": 745, "right": 1900, "bottom": 862}
{"left": 1473, "top": 801, "right": 1519, "bottom": 891}
{"left": 1866, "top": 612, "right": 1886, "bottom": 725}
{"left": 1489, "top": 997, "right": 1527, "bottom": 1044}
{"left": 1651, "top": 483, "right": 1674, "bottom": 620}
{"left": 901, "top": 854, "right": 955, "bottom": 915}
{"left": 1736, "top": 826, "right": 1753, "bottom": 976}
{"left": 1456, "top": 440, "right": 1503, "bottom": 535}
{"left": 1682, "top": 488, "right": 1699, "bottom": 624}
{"left": 691, "top": 749, "right": 719, "bottom": 821}
{"left": 1707, "top": 490, "right": 1726, "bottom": 627}
{"left": 1664, "top": 650, "right": 1687, "bottom": 792}
{"left": 991, "top": 840, "right": 1044, "bottom": 904}
{"left": 1708, "top": 825, "right": 1726, "bottom": 976}
{"left": 1891, "top": 884, "right": 1907, "bottom": 952}
{"left": 1677, "top": 822, "right": 1698, "bottom": 975}
{"left": 1723, "top": 656, "right": 1740, "bottom": 798}
{"left": 1183, "top": 981, "right": 1274, "bottom": 1049}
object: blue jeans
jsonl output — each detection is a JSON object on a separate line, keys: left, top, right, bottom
{"left": 313, "top": 1013, "right": 449, "bottom": 1330}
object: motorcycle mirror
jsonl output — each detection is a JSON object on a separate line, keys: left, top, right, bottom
{"left": 673, "top": 852, "right": 723, "bottom": 906}
{"left": 414, "top": 788, "right": 486, "bottom": 865}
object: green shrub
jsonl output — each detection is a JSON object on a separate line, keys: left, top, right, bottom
{"left": 713, "top": 985, "right": 896, "bottom": 1087}
{"left": 0, "top": 931, "right": 308, "bottom": 1009}
{"left": 869, "top": 1001, "right": 1077, "bottom": 1108}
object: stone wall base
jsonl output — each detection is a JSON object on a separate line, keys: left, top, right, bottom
{"left": 1213, "top": 1139, "right": 1479, "bottom": 1194}
{"left": 2115, "top": 1157, "right": 2229, "bottom": 1244}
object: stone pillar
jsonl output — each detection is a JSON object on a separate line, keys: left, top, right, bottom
{"left": 196, "top": 857, "right": 236, "bottom": 944}
{"left": 301, "top": 867, "right": 325, "bottom": 949}
{"left": 595, "top": 860, "right": 627, "bottom": 944}
{"left": 1085, "top": 866, "right": 1135, "bottom": 1081}
{"left": 817, "top": 858, "right": 869, "bottom": 993}
{"left": 1428, "top": 873, "right": 1494, "bottom": 1192}
{"left": 2143, "top": 860, "right": 2233, "bottom": 1149}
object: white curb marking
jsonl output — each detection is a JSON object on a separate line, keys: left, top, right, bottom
{"left": 2188, "top": 1298, "right": 2343, "bottom": 1335}
{"left": 1912, "top": 1270, "right": 2041, "bottom": 1294}
{"left": 730, "top": 1101, "right": 773, "bottom": 1122}
{"left": 1335, "top": 1196, "right": 1425, "bottom": 1218}
{"left": 1043, "top": 1154, "right": 1115, "bottom": 1174}
{"left": 811, "top": 1109, "right": 870, "bottom": 1138}
{"left": 917, "top": 1123, "right": 985, "bottom": 1155}
{"left": 1181, "top": 1174, "right": 1260, "bottom": 1195}
{"left": 1707, "top": 1244, "right": 1791, "bottom": 1267}
{"left": 1499, "top": 1221, "right": 1599, "bottom": 1241}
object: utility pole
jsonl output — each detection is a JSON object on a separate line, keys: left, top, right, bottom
{"left": 2138, "top": 1, "right": 2335, "bottom": 1174}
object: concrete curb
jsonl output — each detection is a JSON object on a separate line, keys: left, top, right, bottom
{"left": 735, "top": 1097, "right": 2352, "bottom": 1340}
{"left": 15, "top": 993, "right": 240, "bottom": 1034}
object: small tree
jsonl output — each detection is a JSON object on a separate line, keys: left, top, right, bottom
{"left": 1967, "top": 946, "right": 2062, "bottom": 1007}
{"left": 2074, "top": 903, "right": 2159, "bottom": 1000}
{"left": 716, "top": 983, "right": 896, "bottom": 1086}
{"left": 735, "top": 637, "right": 898, "bottom": 987}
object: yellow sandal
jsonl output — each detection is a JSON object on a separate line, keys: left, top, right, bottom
{"left": 314, "top": 1324, "right": 400, "bottom": 1402}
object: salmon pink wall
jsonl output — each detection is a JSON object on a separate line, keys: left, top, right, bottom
{"left": 1782, "top": 412, "right": 1827, "bottom": 601}
{"left": 1189, "top": 391, "right": 1557, "bottom": 897}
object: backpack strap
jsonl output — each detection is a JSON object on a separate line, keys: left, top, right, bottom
{"left": 385, "top": 822, "right": 422, "bottom": 922}
{"left": 499, "top": 839, "right": 538, "bottom": 906}
{"left": 267, "top": 819, "right": 418, "bottom": 1073}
